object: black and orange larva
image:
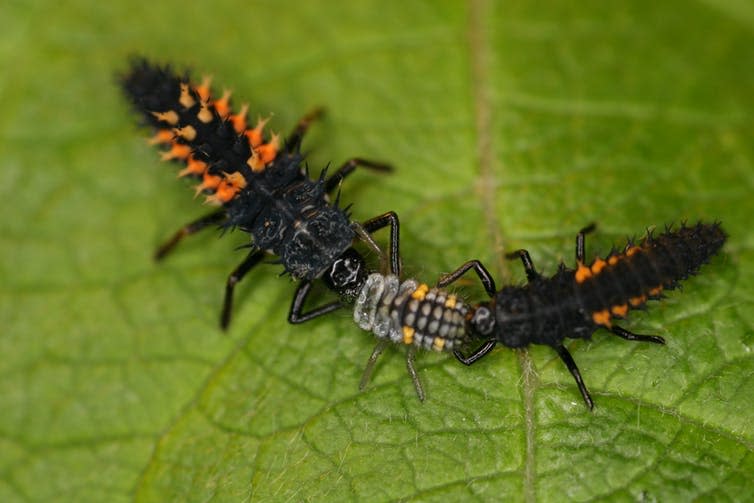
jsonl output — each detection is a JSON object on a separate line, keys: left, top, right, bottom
{"left": 440, "top": 222, "right": 727, "bottom": 409}
{"left": 120, "top": 57, "right": 394, "bottom": 329}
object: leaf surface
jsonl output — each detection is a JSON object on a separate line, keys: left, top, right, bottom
{"left": 1, "top": 0, "right": 752, "bottom": 501}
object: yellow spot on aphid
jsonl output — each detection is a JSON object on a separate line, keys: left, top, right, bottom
{"left": 402, "top": 326, "right": 415, "bottom": 345}
{"left": 629, "top": 295, "right": 646, "bottom": 307}
{"left": 648, "top": 285, "right": 663, "bottom": 297}
{"left": 152, "top": 110, "right": 179, "bottom": 125}
{"left": 575, "top": 262, "right": 592, "bottom": 283}
{"left": 611, "top": 304, "right": 629, "bottom": 317}
{"left": 592, "top": 309, "right": 612, "bottom": 327}
{"left": 432, "top": 338, "right": 445, "bottom": 351}
{"left": 626, "top": 246, "right": 641, "bottom": 256}
{"left": 411, "top": 284, "right": 429, "bottom": 300}
{"left": 178, "top": 83, "right": 195, "bottom": 109}
{"left": 444, "top": 295, "right": 457, "bottom": 309}
{"left": 591, "top": 258, "right": 607, "bottom": 275}
{"left": 160, "top": 143, "right": 191, "bottom": 161}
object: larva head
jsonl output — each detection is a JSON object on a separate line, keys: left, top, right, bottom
{"left": 322, "top": 248, "right": 368, "bottom": 301}
{"left": 468, "top": 302, "right": 496, "bottom": 338}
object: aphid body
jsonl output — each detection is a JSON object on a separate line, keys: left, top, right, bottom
{"left": 351, "top": 273, "right": 470, "bottom": 400}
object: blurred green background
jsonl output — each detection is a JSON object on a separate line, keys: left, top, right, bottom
{"left": 1, "top": 0, "right": 752, "bottom": 501}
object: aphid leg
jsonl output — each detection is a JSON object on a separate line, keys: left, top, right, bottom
{"left": 576, "top": 223, "right": 597, "bottom": 263}
{"left": 356, "top": 211, "right": 401, "bottom": 276}
{"left": 553, "top": 344, "right": 594, "bottom": 409}
{"left": 611, "top": 325, "right": 665, "bottom": 345}
{"left": 154, "top": 209, "right": 227, "bottom": 261}
{"left": 437, "top": 260, "right": 497, "bottom": 297}
{"left": 406, "top": 346, "right": 426, "bottom": 401}
{"left": 284, "top": 107, "right": 325, "bottom": 153}
{"left": 324, "top": 158, "right": 392, "bottom": 194}
{"left": 288, "top": 280, "right": 343, "bottom": 324}
{"left": 220, "top": 249, "right": 265, "bottom": 330}
{"left": 453, "top": 341, "right": 498, "bottom": 365}
{"left": 505, "top": 250, "right": 540, "bottom": 282}
{"left": 360, "top": 340, "right": 389, "bottom": 392}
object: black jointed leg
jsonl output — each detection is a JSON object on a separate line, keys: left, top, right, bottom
{"left": 220, "top": 249, "right": 265, "bottom": 330}
{"left": 154, "top": 209, "right": 228, "bottom": 261}
{"left": 437, "top": 260, "right": 497, "bottom": 297}
{"left": 405, "top": 347, "right": 425, "bottom": 401}
{"left": 505, "top": 250, "right": 540, "bottom": 282}
{"left": 360, "top": 340, "right": 389, "bottom": 392}
{"left": 553, "top": 344, "right": 594, "bottom": 410}
{"left": 324, "top": 157, "right": 392, "bottom": 194}
{"left": 284, "top": 107, "right": 325, "bottom": 153}
{"left": 454, "top": 340, "right": 498, "bottom": 366}
{"left": 361, "top": 211, "right": 401, "bottom": 276}
{"left": 611, "top": 325, "right": 666, "bottom": 345}
{"left": 576, "top": 223, "right": 597, "bottom": 263}
{"left": 288, "top": 280, "right": 344, "bottom": 324}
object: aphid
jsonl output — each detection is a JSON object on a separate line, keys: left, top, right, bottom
{"left": 291, "top": 222, "right": 494, "bottom": 401}
{"left": 441, "top": 222, "right": 727, "bottom": 409}
{"left": 120, "top": 57, "right": 394, "bottom": 329}
{"left": 353, "top": 273, "right": 471, "bottom": 400}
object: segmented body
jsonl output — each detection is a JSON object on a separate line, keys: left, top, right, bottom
{"left": 455, "top": 222, "right": 727, "bottom": 408}
{"left": 354, "top": 273, "right": 469, "bottom": 353}
{"left": 120, "top": 58, "right": 354, "bottom": 280}
{"left": 487, "top": 222, "right": 727, "bottom": 349}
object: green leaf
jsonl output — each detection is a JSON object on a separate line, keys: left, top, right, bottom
{"left": 2, "top": 0, "right": 753, "bottom": 501}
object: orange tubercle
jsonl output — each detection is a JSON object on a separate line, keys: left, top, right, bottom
{"left": 592, "top": 309, "right": 612, "bottom": 327}
{"left": 178, "top": 83, "right": 196, "bottom": 109}
{"left": 575, "top": 262, "right": 592, "bottom": 283}
{"left": 151, "top": 110, "right": 179, "bottom": 126}
{"left": 590, "top": 257, "right": 607, "bottom": 275}
{"left": 648, "top": 285, "right": 663, "bottom": 297}
{"left": 197, "top": 102, "right": 213, "bottom": 123}
{"left": 230, "top": 103, "right": 249, "bottom": 133}
{"left": 178, "top": 156, "right": 208, "bottom": 178}
{"left": 160, "top": 143, "right": 191, "bottom": 161}
{"left": 174, "top": 125, "right": 197, "bottom": 142}
{"left": 213, "top": 89, "right": 232, "bottom": 118}
{"left": 194, "top": 173, "right": 222, "bottom": 196}
{"left": 629, "top": 295, "right": 646, "bottom": 307}
{"left": 149, "top": 129, "right": 174, "bottom": 145}
{"left": 196, "top": 76, "right": 212, "bottom": 101}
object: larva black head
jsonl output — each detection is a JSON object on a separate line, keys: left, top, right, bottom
{"left": 468, "top": 302, "right": 496, "bottom": 338}
{"left": 322, "top": 248, "right": 368, "bottom": 301}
